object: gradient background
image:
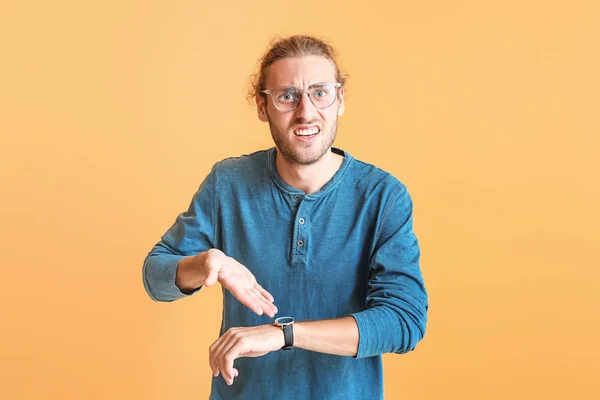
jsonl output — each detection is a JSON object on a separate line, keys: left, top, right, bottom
{"left": 1, "top": 0, "right": 599, "bottom": 399}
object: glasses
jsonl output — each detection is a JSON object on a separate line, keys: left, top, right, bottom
{"left": 261, "top": 82, "right": 342, "bottom": 112}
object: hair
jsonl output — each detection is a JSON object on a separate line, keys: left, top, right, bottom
{"left": 247, "top": 35, "right": 349, "bottom": 102}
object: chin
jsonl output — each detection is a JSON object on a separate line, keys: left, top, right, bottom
{"left": 286, "top": 147, "right": 330, "bottom": 165}
{"left": 271, "top": 123, "right": 337, "bottom": 165}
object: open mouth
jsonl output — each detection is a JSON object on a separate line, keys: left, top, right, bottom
{"left": 294, "top": 126, "right": 320, "bottom": 139}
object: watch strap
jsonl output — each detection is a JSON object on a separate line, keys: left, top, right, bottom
{"left": 282, "top": 323, "right": 293, "bottom": 350}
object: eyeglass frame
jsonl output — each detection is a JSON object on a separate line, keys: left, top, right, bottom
{"left": 260, "top": 82, "right": 342, "bottom": 112}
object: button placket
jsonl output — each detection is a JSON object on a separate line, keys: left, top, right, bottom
{"left": 291, "top": 196, "right": 309, "bottom": 263}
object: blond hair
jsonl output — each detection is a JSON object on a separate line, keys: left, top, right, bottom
{"left": 248, "top": 35, "right": 348, "bottom": 101}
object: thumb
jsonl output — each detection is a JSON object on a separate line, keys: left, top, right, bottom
{"left": 204, "top": 266, "right": 219, "bottom": 287}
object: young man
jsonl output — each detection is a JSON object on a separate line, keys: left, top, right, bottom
{"left": 142, "top": 35, "right": 428, "bottom": 400}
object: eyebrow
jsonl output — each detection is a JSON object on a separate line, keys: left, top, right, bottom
{"left": 277, "top": 82, "right": 330, "bottom": 90}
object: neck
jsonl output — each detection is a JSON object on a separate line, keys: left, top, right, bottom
{"left": 275, "top": 148, "right": 344, "bottom": 195}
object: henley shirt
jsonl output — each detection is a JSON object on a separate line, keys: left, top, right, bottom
{"left": 142, "top": 147, "right": 429, "bottom": 400}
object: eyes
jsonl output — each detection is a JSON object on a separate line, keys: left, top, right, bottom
{"left": 314, "top": 90, "right": 327, "bottom": 99}
{"left": 264, "top": 82, "right": 340, "bottom": 111}
{"left": 278, "top": 92, "right": 298, "bottom": 102}
{"left": 276, "top": 87, "right": 331, "bottom": 103}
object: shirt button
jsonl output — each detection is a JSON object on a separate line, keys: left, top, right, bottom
{"left": 294, "top": 195, "right": 301, "bottom": 201}
{"left": 297, "top": 240, "right": 304, "bottom": 247}
{"left": 299, "top": 218, "right": 305, "bottom": 224}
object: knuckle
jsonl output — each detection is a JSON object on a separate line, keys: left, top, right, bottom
{"left": 206, "top": 249, "right": 224, "bottom": 267}
{"left": 204, "top": 250, "right": 216, "bottom": 264}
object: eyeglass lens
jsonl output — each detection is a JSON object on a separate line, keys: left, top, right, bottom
{"left": 272, "top": 84, "right": 337, "bottom": 111}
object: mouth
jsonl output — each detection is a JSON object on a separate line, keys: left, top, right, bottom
{"left": 293, "top": 126, "right": 320, "bottom": 139}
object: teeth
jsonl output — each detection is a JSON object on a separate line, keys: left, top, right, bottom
{"left": 295, "top": 127, "right": 319, "bottom": 136}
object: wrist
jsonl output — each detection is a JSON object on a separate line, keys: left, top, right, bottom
{"left": 273, "top": 316, "right": 295, "bottom": 350}
{"left": 175, "top": 254, "right": 207, "bottom": 293}
{"left": 292, "top": 321, "right": 305, "bottom": 349}
{"left": 269, "top": 324, "right": 286, "bottom": 349}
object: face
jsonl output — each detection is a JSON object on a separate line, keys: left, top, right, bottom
{"left": 256, "top": 55, "right": 345, "bottom": 165}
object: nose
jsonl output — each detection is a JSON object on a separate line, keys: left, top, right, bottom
{"left": 294, "top": 91, "right": 317, "bottom": 117}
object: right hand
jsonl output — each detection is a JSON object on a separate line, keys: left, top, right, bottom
{"left": 200, "top": 249, "right": 278, "bottom": 318}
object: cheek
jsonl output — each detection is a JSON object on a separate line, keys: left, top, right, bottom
{"left": 276, "top": 114, "right": 294, "bottom": 128}
{"left": 320, "top": 110, "right": 337, "bottom": 125}
{"left": 270, "top": 114, "right": 292, "bottom": 131}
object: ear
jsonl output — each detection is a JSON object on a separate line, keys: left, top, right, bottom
{"left": 256, "top": 95, "right": 268, "bottom": 122}
{"left": 337, "top": 87, "right": 345, "bottom": 117}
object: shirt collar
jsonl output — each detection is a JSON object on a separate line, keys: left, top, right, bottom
{"left": 267, "top": 147, "right": 353, "bottom": 199}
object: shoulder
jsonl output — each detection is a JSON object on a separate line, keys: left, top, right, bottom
{"left": 344, "top": 155, "right": 416, "bottom": 240}
{"left": 211, "top": 149, "right": 270, "bottom": 180}
{"left": 344, "top": 152, "right": 408, "bottom": 200}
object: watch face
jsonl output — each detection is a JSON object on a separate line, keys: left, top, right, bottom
{"left": 274, "top": 316, "right": 294, "bottom": 325}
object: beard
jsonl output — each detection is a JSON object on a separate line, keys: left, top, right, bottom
{"left": 267, "top": 113, "right": 338, "bottom": 166}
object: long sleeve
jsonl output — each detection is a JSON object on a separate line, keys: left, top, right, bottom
{"left": 351, "top": 183, "right": 429, "bottom": 359}
{"left": 142, "top": 165, "right": 218, "bottom": 302}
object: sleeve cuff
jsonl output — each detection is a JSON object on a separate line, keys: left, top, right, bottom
{"left": 351, "top": 307, "right": 400, "bottom": 359}
{"left": 143, "top": 254, "right": 202, "bottom": 302}
{"left": 351, "top": 311, "right": 375, "bottom": 359}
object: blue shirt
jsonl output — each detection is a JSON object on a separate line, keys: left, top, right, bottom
{"left": 142, "top": 147, "right": 428, "bottom": 400}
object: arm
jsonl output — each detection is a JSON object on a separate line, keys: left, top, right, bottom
{"left": 208, "top": 318, "right": 359, "bottom": 386}
{"left": 292, "top": 185, "right": 429, "bottom": 358}
{"left": 142, "top": 165, "right": 278, "bottom": 316}
{"left": 209, "top": 184, "right": 428, "bottom": 385}
{"left": 290, "top": 184, "right": 427, "bottom": 359}
{"left": 294, "top": 317, "right": 359, "bottom": 357}
{"left": 142, "top": 165, "right": 217, "bottom": 302}
{"left": 350, "top": 183, "right": 429, "bottom": 358}
{"left": 175, "top": 253, "right": 210, "bottom": 294}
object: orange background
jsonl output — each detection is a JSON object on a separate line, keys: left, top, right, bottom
{"left": 1, "top": 1, "right": 599, "bottom": 399}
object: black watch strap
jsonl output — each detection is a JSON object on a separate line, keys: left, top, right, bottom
{"left": 282, "top": 323, "right": 294, "bottom": 350}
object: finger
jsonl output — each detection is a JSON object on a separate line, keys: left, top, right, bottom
{"left": 208, "top": 340, "right": 221, "bottom": 377}
{"left": 254, "top": 283, "right": 275, "bottom": 303}
{"left": 220, "top": 341, "right": 242, "bottom": 385}
{"left": 250, "top": 288, "right": 278, "bottom": 318}
{"left": 262, "top": 293, "right": 278, "bottom": 316}
{"left": 223, "top": 354, "right": 236, "bottom": 385}
{"left": 241, "top": 288, "right": 265, "bottom": 316}
{"left": 253, "top": 290, "right": 277, "bottom": 318}
{"left": 214, "top": 329, "right": 238, "bottom": 382}
{"left": 225, "top": 259, "right": 270, "bottom": 315}
{"left": 217, "top": 329, "right": 246, "bottom": 385}
{"left": 211, "top": 331, "right": 233, "bottom": 378}
{"left": 219, "top": 336, "right": 240, "bottom": 384}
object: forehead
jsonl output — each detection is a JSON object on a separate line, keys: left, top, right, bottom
{"left": 265, "top": 55, "right": 337, "bottom": 89}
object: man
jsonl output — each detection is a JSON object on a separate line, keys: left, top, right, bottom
{"left": 142, "top": 35, "right": 428, "bottom": 400}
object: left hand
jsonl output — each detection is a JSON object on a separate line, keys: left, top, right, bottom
{"left": 209, "top": 324, "right": 285, "bottom": 386}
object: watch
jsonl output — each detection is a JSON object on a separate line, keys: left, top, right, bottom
{"left": 273, "top": 316, "right": 295, "bottom": 350}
